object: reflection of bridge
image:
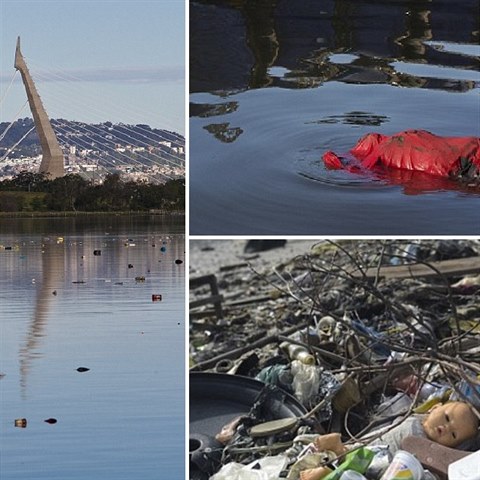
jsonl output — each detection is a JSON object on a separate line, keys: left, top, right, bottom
{"left": 15, "top": 37, "right": 65, "bottom": 179}
{"left": 19, "top": 240, "right": 64, "bottom": 395}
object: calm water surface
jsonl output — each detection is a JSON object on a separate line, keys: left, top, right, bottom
{"left": 0, "top": 216, "right": 185, "bottom": 479}
{"left": 190, "top": 0, "right": 480, "bottom": 234}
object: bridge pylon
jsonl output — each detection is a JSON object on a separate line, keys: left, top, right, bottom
{"left": 14, "top": 37, "right": 64, "bottom": 179}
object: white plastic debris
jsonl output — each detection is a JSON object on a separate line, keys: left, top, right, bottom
{"left": 210, "top": 455, "right": 288, "bottom": 480}
{"left": 448, "top": 451, "right": 480, "bottom": 480}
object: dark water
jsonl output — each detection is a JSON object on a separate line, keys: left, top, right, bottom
{"left": 190, "top": 0, "right": 480, "bottom": 234}
{"left": 0, "top": 216, "right": 185, "bottom": 479}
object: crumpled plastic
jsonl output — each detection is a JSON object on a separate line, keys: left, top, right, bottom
{"left": 210, "top": 455, "right": 289, "bottom": 480}
{"left": 323, "top": 130, "right": 480, "bottom": 179}
{"left": 365, "top": 446, "right": 392, "bottom": 479}
{"left": 291, "top": 360, "right": 321, "bottom": 407}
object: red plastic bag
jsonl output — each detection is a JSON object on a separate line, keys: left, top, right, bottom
{"left": 323, "top": 130, "right": 480, "bottom": 179}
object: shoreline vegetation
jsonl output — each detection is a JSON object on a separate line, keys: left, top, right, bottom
{"left": 0, "top": 172, "right": 185, "bottom": 214}
{"left": 0, "top": 210, "right": 185, "bottom": 218}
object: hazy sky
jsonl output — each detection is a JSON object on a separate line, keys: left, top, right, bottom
{"left": 0, "top": 0, "right": 185, "bottom": 134}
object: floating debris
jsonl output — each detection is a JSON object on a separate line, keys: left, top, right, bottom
{"left": 93, "top": 250, "right": 101, "bottom": 256}
{"left": 152, "top": 294, "right": 162, "bottom": 302}
{"left": 160, "top": 246, "right": 167, "bottom": 252}
{"left": 72, "top": 281, "right": 85, "bottom": 284}
{"left": 135, "top": 276, "right": 146, "bottom": 282}
{"left": 14, "top": 418, "right": 27, "bottom": 428}
{"left": 175, "top": 259, "right": 184, "bottom": 265}
{"left": 52, "top": 290, "right": 57, "bottom": 295}
{"left": 44, "top": 418, "right": 57, "bottom": 424}
{"left": 76, "top": 367, "right": 90, "bottom": 373}
{"left": 128, "top": 264, "right": 134, "bottom": 269}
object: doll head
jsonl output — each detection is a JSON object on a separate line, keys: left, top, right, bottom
{"left": 422, "top": 401, "right": 478, "bottom": 448}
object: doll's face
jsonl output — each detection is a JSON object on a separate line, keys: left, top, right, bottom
{"left": 422, "top": 402, "right": 478, "bottom": 447}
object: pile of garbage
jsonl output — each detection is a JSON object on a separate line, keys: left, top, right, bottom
{"left": 190, "top": 240, "right": 480, "bottom": 480}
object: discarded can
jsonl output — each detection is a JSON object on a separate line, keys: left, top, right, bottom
{"left": 14, "top": 418, "right": 27, "bottom": 428}
{"left": 152, "top": 294, "right": 162, "bottom": 302}
{"left": 93, "top": 250, "right": 101, "bottom": 256}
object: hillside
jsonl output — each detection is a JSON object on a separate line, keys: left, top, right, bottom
{"left": 0, "top": 118, "right": 185, "bottom": 160}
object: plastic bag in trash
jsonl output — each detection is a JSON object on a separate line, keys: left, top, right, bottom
{"left": 374, "top": 393, "right": 412, "bottom": 418}
{"left": 291, "top": 360, "right": 321, "bottom": 407}
{"left": 451, "top": 374, "right": 480, "bottom": 408}
{"left": 365, "top": 446, "right": 392, "bottom": 479}
{"left": 210, "top": 455, "right": 289, "bottom": 480}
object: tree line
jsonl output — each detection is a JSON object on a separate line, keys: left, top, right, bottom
{"left": 0, "top": 172, "right": 184, "bottom": 213}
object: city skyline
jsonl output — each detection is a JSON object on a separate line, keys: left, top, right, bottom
{"left": 0, "top": 0, "right": 185, "bottom": 134}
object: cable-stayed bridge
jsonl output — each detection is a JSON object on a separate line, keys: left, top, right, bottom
{"left": 0, "top": 38, "right": 185, "bottom": 184}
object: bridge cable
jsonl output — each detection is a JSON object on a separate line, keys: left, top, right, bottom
{"left": 0, "top": 70, "right": 18, "bottom": 107}
{"left": 0, "top": 100, "right": 29, "bottom": 143}
{"left": 0, "top": 126, "right": 36, "bottom": 163}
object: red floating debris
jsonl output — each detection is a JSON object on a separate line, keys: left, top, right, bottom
{"left": 152, "top": 294, "right": 162, "bottom": 302}
{"left": 323, "top": 130, "right": 480, "bottom": 179}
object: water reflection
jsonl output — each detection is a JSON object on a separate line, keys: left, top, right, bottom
{"left": 204, "top": 122, "right": 244, "bottom": 142}
{"left": 309, "top": 111, "right": 390, "bottom": 127}
{"left": 19, "top": 241, "right": 63, "bottom": 394}
{"left": 300, "top": 165, "right": 480, "bottom": 196}
{"left": 3, "top": 215, "right": 185, "bottom": 396}
{"left": 1, "top": 217, "right": 185, "bottom": 479}
{"left": 191, "top": 0, "right": 479, "bottom": 95}
{"left": 190, "top": 0, "right": 479, "bottom": 234}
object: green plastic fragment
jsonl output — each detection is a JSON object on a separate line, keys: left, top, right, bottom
{"left": 322, "top": 447, "right": 375, "bottom": 480}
